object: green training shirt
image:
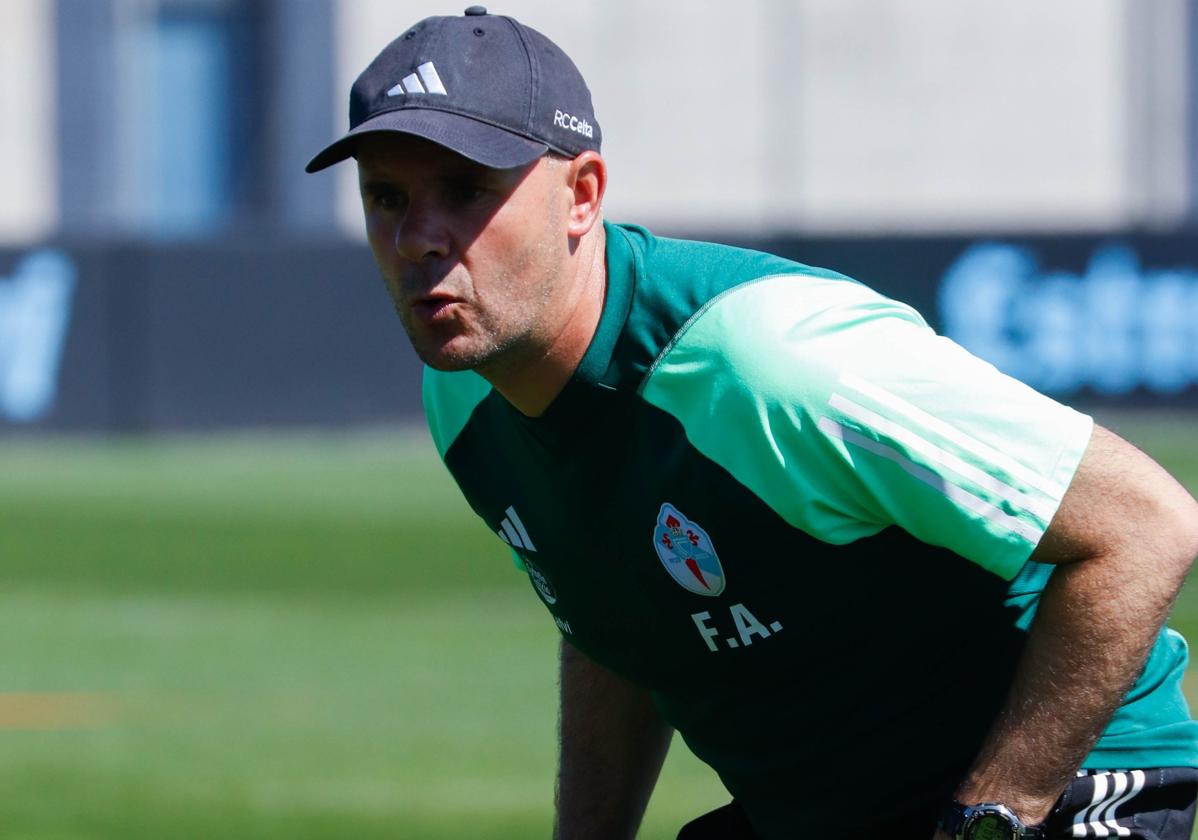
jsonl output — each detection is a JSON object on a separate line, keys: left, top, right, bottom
{"left": 423, "top": 222, "right": 1198, "bottom": 836}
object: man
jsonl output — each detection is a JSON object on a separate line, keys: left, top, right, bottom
{"left": 306, "top": 8, "right": 1198, "bottom": 838}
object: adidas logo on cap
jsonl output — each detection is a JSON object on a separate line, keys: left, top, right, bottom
{"left": 387, "top": 61, "right": 447, "bottom": 96}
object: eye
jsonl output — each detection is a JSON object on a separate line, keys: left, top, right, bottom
{"left": 368, "top": 187, "right": 406, "bottom": 212}
{"left": 445, "top": 179, "right": 487, "bottom": 206}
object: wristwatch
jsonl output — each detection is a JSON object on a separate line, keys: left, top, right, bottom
{"left": 939, "top": 800, "right": 1045, "bottom": 840}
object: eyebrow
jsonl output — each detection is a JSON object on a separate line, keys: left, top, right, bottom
{"left": 359, "top": 164, "right": 496, "bottom": 191}
{"left": 359, "top": 180, "right": 398, "bottom": 195}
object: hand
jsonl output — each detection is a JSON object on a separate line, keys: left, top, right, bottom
{"left": 931, "top": 831, "right": 952, "bottom": 840}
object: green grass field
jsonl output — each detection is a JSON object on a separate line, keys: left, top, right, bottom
{"left": 0, "top": 412, "right": 1195, "bottom": 838}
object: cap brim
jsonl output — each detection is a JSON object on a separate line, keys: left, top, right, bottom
{"left": 305, "top": 109, "right": 550, "bottom": 173}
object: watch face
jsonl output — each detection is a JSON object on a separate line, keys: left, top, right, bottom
{"left": 968, "top": 813, "right": 1015, "bottom": 840}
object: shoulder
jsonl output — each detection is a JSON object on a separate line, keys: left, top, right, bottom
{"left": 618, "top": 223, "right": 855, "bottom": 313}
{"left": 606, "top": 223, "right": 875, "bottom": 389}
{"left": 640, "top": 268, "right": 930, "bottom": 404}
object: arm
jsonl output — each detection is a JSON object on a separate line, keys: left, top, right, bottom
{"left": 554, "top": 639, "right": 674, "bottom": 840}
{"left": 934, "top": 424, "right": 1198, "bottom": 836}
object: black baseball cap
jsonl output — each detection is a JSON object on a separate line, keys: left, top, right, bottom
{"left": 305, "top": 6, "right": 601, "bottom": 173}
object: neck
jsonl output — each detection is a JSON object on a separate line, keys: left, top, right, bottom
{"left": 484, "top": 224, "right": 607, "bottom": 417}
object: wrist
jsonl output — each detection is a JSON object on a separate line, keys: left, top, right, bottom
{"left": 954, "top": 774, "right": 1058, "bottom": 826}
{"left": 953, "top": 791, "right": 1056, "bottom": 827}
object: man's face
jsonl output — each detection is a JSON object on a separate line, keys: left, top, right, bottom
{"left": 356, "top": 133, "right": 571, "bottom": 375}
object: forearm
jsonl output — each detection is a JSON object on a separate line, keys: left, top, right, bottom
{"left": 951, "top": 426, "right": 1198, "bottom": 826}
{"left": 953, "top": 548, "right": 1188, "bottom": 823}
{"left": 555, "top": 639, "right": 673, "bottom": 840}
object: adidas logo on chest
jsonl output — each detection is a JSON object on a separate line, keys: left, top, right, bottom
{"left": 496, "top": 505, "right": 536, "bottom": 552}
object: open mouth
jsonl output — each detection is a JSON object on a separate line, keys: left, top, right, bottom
{"left": 411, "top": 296, "right": 462, "bottom": 321}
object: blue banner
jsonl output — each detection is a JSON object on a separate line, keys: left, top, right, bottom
{"left": 1, "top": 232, "right": 1194, "bottom": 432}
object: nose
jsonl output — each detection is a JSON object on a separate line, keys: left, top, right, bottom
{"left": 395, "top": 199, "right": 451, "bottom": 262}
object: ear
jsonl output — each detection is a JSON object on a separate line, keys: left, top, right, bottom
{"left": 565, "top": 151, "right": 606, "bottom": 238}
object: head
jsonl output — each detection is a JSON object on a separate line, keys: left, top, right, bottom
{"left": 306, "top": 7, "right": 607, "bottom": 376}
{"left": 355, "top": 136, "right": 605, "bottom": 375}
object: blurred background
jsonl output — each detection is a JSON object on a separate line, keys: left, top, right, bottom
{"left": 0, "top": 0, "right": 1196, "bottom": 837}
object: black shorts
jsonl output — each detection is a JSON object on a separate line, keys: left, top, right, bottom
{"left": 676, "top": 767, "right": 1198, "bottom": 839}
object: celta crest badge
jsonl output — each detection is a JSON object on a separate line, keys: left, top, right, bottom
{"left": 652, "top": 503, "right": 726, "bottom": 596}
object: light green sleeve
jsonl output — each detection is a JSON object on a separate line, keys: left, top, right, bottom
{"left": 421, "top": 366, "right": 492, "bottom": 460}
{"left": 640, "top": 275, "right": 1093, "bottom": 580}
